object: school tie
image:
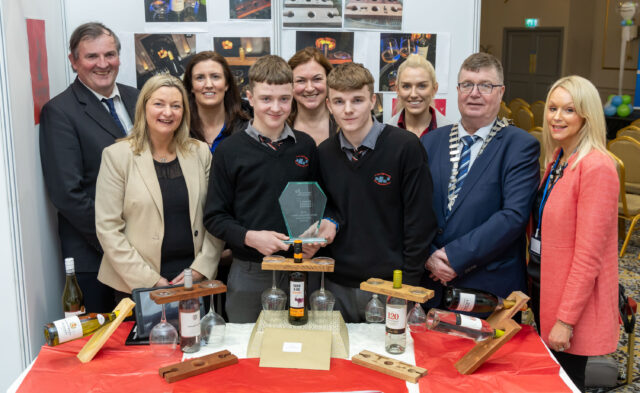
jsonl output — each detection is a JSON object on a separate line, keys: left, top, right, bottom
{"left": 350, "top": 146, "right": 370, "bottom": 162}
{"left": 258, "top": 135, "right": 285, "bottom": 151}
{"left": 448, "top": 135, "right": 479, "bottom": 215}
{"left": 101, "top": 98, "right": 126, "bottom": 136}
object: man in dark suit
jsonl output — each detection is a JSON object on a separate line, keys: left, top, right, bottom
{"left": 420, "top": 52, "right": 539, "bottom": 310}
{"left": 39, "top": 22, "right": 139, "bottom": 313}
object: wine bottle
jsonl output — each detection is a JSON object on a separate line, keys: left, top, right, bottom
{"left": 293, "top": 239, "right": 303, "bottom": 263}
{"left": 62, "top": 257, "right": 85, "bottom": 317}
{"left": 426, "top": 308, "right": 505, "bottom": 342}
{"left": 385, "top": 270, "right": 407, "bottom": 354}
{"left": 288, "top": 271, "right": 308, "bottom": 325}
{"left": 444, "top": 287, "right": 515, "bottom": 313}
{"left": 179, "top": 269, "right": 201, "bottom": 353}
{"left": 44, "top": 312, "right": 118, "bottom": 346}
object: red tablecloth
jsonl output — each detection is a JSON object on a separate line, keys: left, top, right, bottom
{"left": 17, "top": 322, "right": 571, "bottom": 393}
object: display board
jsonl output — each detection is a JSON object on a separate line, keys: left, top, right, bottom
{"left": 64, "top": 0, "right": 480, "bottom": 122}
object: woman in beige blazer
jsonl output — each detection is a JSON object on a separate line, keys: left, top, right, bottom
{"left": 96, "top": 74, "right": 223, "bottom": 294}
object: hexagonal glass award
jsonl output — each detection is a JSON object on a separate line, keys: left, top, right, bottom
{"left": 279, "top": 182, "right": 327, "bottom": 244}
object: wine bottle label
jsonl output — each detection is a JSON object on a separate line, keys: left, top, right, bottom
{"left": 64, "top": 310, "right": 84, "bottom": 318}
{"left": 385, "top": 304, "right": 406, "bottom": 330}
{"left": 458, "top": 314, "right": 482, "bottom": 330}
{"left": 54, "top": 316, "right": 83, "bottom": 343}
{"left": 290, "top": 282, "right": 305, "bottom": 308}
{"left": 173, "top": 0, "right": 185, "bottom": 12}
{"left": 456, "top": 293, "right": 476, "bottom": 312}
{"left": 180, "top": 311, "right": 201, "bottom": 337}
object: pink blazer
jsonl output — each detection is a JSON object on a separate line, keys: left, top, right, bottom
{"left": 539, "top": 148, "right": 619, "bottom": 356}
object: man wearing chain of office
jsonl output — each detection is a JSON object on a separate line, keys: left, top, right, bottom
{"left": 420, "top": 52, "right": 539, "bottom": 315}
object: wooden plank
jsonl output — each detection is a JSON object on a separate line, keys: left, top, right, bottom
{"left": 486, "top": 291, "right": 530, "bottom": 327}
{"left": 359, "top": 278, "right": 433, "bottom": 303}
{"left": 77, "top": 297, "right": 136, "bottom": 363}
{"left": 454, "top": 318, "right": 521, "bottom": 375}
{"left": 344, "top": 1, "right": 403, "bottom": 20}
{"left": 351, "top": 350, "right": 427, "bottom": 383}
{"left": 159, "top": 350, "right": 238, "bottom": 383}
{"left": 261, "top": 257, "right": 335, "bottom": 272}
{"left": 149, "top": 280, "right": 227, "bottom": 304}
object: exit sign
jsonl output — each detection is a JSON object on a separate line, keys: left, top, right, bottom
{"left": 525, "top": 18, "right": 539, "bottom": 28}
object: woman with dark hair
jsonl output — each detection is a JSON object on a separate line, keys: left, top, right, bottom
{"left": 183, "top": 51, "right": 249, "bottom": 153}
{"left": 288, "top": 47, "right": 337, "bottom": 145}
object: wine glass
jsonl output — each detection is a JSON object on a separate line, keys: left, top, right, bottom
{"left": 149, "top": 291, "right": 178, "bottom": 357}
{"left": 365, "top": 294, "right": 385, "bottom": 323}
{"left": 261, "top": 256, "right": 287, "bottom": 324}
{"left": 200, "top": 282, "right": 226, "bottom": 345}
{"left": 310, "top": 257, "right": 336, "bottom": 326}
{"left": 407, "top": 302, "right": 427, "bottom": 332}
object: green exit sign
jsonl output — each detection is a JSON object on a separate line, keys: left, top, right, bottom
{"left": 525, "top": 18, "right": 539, "bottom": 28}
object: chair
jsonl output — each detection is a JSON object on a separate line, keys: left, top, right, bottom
{"left": 616, "top": 125, "right": 640, "bottom": 142}
{"left": 631, "top": 118, "right": 640, "bottom": 128}
{"left": 528, "top": 127, "right": 545, "bottom": 177}
{"left": 508, "top": 98, "right": 529, "bottom": 117}
{"left": 514, "top": 106, "right": 535, "bottom": 131}
{"left": 608, "top": 139, "right": 640, "bottom": 257}
{"left": 530, "top": 100, "right": 545, "bottom": 127}
{"left": 609, "top": 135, "right": 640, "bottom": 195}
{"left": 498, "top": 101, "right": 512, "bottom": 120}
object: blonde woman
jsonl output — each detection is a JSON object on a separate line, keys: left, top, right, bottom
{"left": 96, "top": 74, "right": 223, "bottom": 296}
{"left": 528, "top": 75, "right": 619, "bottom": 392}
{"left": 388, "top": 54, "right": 451, "bottom": 137}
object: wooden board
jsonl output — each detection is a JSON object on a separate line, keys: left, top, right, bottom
{"left": 159, "top": 350, "right": 238, "bottom": 383}
{"left": 149, "top": 280, "right": 227, "bottom": 304}
{"left": 344, "top": 1, "right": 403, "bottom": 20}
{"left": 454, "top": 318, "right": 521, "bottom": 375}
{"left": 487, "top": 291, "right": 530, "bottom": 327}
{"left": 360, "top": 278, "right": 433, "bottom": 303}
{"left": 352, "top": 350, "right": 427, "bottom": 383}
{"left": 261, "top": 257, "right": 335, "bottom": 272}
{"left": 77, "top": 297, "right": 136, "bottom": 363}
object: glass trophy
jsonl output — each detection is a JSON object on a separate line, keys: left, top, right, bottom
{"left": 278, "top": 182, "right": 327, "bottom": 244}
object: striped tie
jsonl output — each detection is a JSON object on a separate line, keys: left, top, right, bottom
{"left": 449, "top": 135, "right": 479, "bottom": 212}
{"left": 350, "top": 146, "right": 369, "bottom": 162}
{"left": 101, "top": 98, "right": 126, "bottom": 136}
{"left": 258, "top": 135, "right": 285, "bottom": 151}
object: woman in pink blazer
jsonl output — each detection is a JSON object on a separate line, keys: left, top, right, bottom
{"left": 528, "top": 75, "right": 619, "bottom": 392}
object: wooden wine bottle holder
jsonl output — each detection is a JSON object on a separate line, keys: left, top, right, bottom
{"left": 149, "top": 280, "right": 227, "bottom": 304}
{"left": 159, "top": 350, "right": 238, "bottom": 383}
{"left": 454, "top": 291, "right": 530, "bottom": 375}
{"left": 352, "top": 350, "right": 428, "bottom": 383}
{"left": 77, "top": 297, "right": 136, "bottom": 363}
{"left": 359, "top": 278, "right": 434, "bottom": 303}
{"left": 261, "top": 256, "right": 335, "bottom": 272}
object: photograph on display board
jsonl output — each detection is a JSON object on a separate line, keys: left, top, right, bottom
{"left": 379, "top": 33, "right": 436, "bottom": 92}
{"left": 296, "top": 31, "right": 353, "bottom": 65}
{"left": 282, "top": 0, "right": 343, "bottom": 29}
{"left": 135, "top": 34, "right": 196, "bottom": 89}
{"left": 229, "top": 0, "right": 271, "bottom": 19}
{"left": 144, "top": 0, "right": 207, "bottom": 22}
{"left": 213, "top": 37, "right": 271, "bottom": 97}
{"left": 344, "top": 0, "right": 403, "bottom": 31}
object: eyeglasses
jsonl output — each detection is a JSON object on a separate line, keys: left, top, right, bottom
{"left": 457, "top": 82, "right": 503, "bottom": 95}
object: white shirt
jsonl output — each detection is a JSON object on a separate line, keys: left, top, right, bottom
{"left": 80, "top": 80, "right": 134, "bottom": 135}
{"left": 457, "top": 120, "right": 494, "bottom": 169}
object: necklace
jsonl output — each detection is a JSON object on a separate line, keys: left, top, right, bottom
{"left": 446, "top": 117, "right": 509, "bottom": 211}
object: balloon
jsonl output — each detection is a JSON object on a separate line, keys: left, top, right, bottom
{"left": 617, "top": 104, "right": 631, "bottom": 117}
{"left": 607, "top": 94, "right": 615, "bottom": 103}
{"left": 604, "top": 105, "right": 617, "bottom": 116}
{"left": 622, "top": 95, "right": 632, "bottom": 105}
{"left": 612, "top": 95, "right": 623, "bottom": 106}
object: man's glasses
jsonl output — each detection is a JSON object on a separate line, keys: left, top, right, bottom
{"left": 457, "top": 82, "right": 503, "bottom": 95}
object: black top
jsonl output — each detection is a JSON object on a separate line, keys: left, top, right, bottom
{"left": 317, "top": 125, "right": 438, "bottom": 287}
{"left": 154, "top": 158, "right": 194, "bottom": 278}
{"left": 203, "top": 129, "right": 318, "bottom": 262}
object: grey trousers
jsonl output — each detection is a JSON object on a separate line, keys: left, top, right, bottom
{"left": 225, "top": 258, "right": 288, "bottom": 323}
{"left": 325, "top": 276, "right": 376, "bottom": 323}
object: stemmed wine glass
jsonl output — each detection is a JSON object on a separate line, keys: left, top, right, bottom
{"left": 200, "top": 282, "right": 226, "bottom": 345}
{"left": 365, "top": 294, "right": 385, "bottom": 323}
{"left": 261, "top": 256, "right": 287, "bottom": 324}
{"left": 149, "top": 291, "right": 178, "bottom": 357}
{"left": 407, "top": 302, "right": 427, "bottom": 332}
{"left": 310, "top": 257, "right": 336, "bottom": 325}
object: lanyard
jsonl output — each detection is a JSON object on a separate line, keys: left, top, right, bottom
{"left": 536, "top": 150, "right": 564, "bottom": 234}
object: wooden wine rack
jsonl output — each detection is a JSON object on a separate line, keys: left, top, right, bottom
{"left": 261, "top": 256, "right": 335, "bottom": 272}
{"left": 359, "top": 278, "right": 433, "bottom": 303}
{"left": 149, "top": 280, "right": 227, "bottom": 304}
{"left": 352, "top": 350, "right": 427, "bottom": 383}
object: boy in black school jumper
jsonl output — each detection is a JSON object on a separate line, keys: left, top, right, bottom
{"left": 203, "top": 55, "right": 318, "bottom": 323}
{"left": 312, "top": 62, "right": 438, "bottom": 323}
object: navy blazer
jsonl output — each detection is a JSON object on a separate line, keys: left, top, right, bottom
{"left": 39, "top": 78, "right": 139, "bottom": 273}
{"left": 420, "top": 123, "right": 539, "bottom": 307}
